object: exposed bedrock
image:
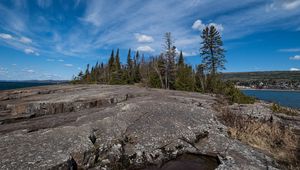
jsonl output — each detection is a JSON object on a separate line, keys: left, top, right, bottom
{"left": 0, "top": 84, "right": 299, "bottom": 169}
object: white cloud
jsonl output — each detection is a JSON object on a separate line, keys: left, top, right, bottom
{"left": 137, "top": 46, "right": 155, "bottom": 52}
{"left": 1, "top": 0, "right": 300, "bottom": 64}
{"left": 282, "top": 0, "right": 300, "bottom": 10}
{"left": 86, "top": 13, "right": 102, "bottom": 26}
{"left": 192, "top": 20, "right": 206, "bottom": 31}
{"left": 267, "top": 1, "right": 300, "bottom": 11}
{"left": 64, "top": 64, "right": 73, "bottom": 67}
{"left": 82, "top": 13, "right": 101, "bottom": 27}
{"left": 19, "top": 36, "right": 32, "bottom": 44}
{"left": 26, "top": 69, "right": 35, "bottom": 73}
{"left": 289, "top": 55, "right": 300, "bottom": 60}
{"left": 279, "top": 48, "right": 300, "bottom": 52}
{"left": 58, "top": 59, "right": 64, "bottom": 62}
{"left": 12, "top": 64, "right": 17, "bottom": 66}
{"left": 24, "top": 48, "right": 39, "bottom": 56}
{"left": 208, "top": 23, "right": 224, "bottom": 32}
{"left": 290, "top": 67, "right": 300, "bottom": 71}
{"left": 134, "top": 33, "right": 154, "bottom": 43}
{"left": 182, "top": 51, "right": 198, "bottom": 57}
{"left": 24, "top": 48, "right": 34, "bottom": 54}
{"left": 0, "top": 33, "right": 13, "bottom": 39}
{"left": 46, "top": 59, "right": 55, "bottom": 62}
{"left": 0, "top": 67, "right": 8, "bottom": 75}
{"left": 192, "top": 20, "right": 224, "bottom": 32}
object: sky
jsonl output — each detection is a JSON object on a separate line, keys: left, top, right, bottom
{"left": 0, "top": 0, "right": 300, "bottom": 80}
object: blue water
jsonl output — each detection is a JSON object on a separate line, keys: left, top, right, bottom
{"left": 242, "top": 90, "right": 300, "bottom": 109}
{"left": 0, "top": 82, "right": 55, "bottom": 91}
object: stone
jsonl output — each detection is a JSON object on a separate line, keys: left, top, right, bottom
{"left": 0, "top": 84, "right": 298, "bottom": 169}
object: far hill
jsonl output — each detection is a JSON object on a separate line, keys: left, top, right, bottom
{"left": 222, "top": 71, "right": 300, "bottom": 82}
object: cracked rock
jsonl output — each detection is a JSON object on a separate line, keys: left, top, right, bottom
{"left": 0, "top": 84, "right": 298, "bottom": 169}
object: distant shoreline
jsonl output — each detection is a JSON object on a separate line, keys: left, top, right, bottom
{"left": 0, "top": 81, "right": 68, "bottom": 91}
{"left": 239, "top": 88, "right": 300, "bottom": 92}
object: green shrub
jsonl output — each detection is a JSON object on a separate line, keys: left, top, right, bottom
{"left": 207, "top": 78, "right": 255, "bottom": 104}
{"left": 222, "top": 82, "right": 255, "bottom": 104}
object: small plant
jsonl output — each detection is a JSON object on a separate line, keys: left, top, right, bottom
{"left": 223, "top": 82, "right": 255, "bottom": 104}
{"left": 218, "top": 108, "right": 299, "bottom": 169}
{"left": 211, "top": 80, "right": 255, "bottom": 104}
{"left": 270, "top": 103, "right": 298, "bottom": 116}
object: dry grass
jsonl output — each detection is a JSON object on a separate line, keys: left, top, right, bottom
{"left": 219, "top": 107, "right": 299, "bottom": 169}
{"left": 270, "top": 103, "right": 299, "bottom": 116}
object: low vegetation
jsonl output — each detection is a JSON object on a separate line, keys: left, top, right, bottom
{"left": 219, "top": 107, "right": 299, "bottom": 169}
{"left": 206, "top": 78, "right": 255, "bottom": 104}
{"left": 72, "top": 26, "right": 254, "bottom": 104}
{"left": 270, "top": 103, "right": 298, "bottom": 116}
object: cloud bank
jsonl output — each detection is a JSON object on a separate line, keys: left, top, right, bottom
{"left": 289, "top": 55, "right": 300, "bottom": 60}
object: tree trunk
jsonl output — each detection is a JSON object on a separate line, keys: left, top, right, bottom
{"left": 154, "top": 63, "right": 165, "bottom": 89}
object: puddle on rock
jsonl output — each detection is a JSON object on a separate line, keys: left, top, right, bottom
{"left": 142, "top": 153, "right": 220, "bottom": 170}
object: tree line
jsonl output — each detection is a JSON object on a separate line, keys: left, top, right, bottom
{"left": 72, "top": 26, "right": 254, "bottom": 104}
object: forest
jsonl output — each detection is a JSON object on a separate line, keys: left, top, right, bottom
{"left": 72, "top": 26, "right": 254, "bottom": 104}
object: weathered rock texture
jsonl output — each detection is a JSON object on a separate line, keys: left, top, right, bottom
{"left": 0, "top": 85, "right": 299, "bottom": 169}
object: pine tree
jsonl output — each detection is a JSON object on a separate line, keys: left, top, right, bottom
{"left": 149, "top": 56, "right": 165, "bottom": 88}
{"left": 90, "top": 66, "right": 95, "bottom": 82}
{"left": 84, "top": 64, "right": 90, "bottom": 82}
{"left": 163, "top": 32, "right": 177, "bottom": 89}
{"left": 139, "top": 54, "right": 148, "bottom": 85}
{"left": 77, "top": 70, "right": 84, "bottom": 82}
{"left": 178, "top": 51, "right": 184, "bottom": 66}
{"left": 126, "top": 48, "right": 133, "bottom": 84}
{"left": 195, "top": 64, "right": 205, "bottom": 92}
{"left": 133, "top": 51, "right": 141, "bottom": 83}
{"left": 108, "top": 50, "right": 115, "bottom": 73}
{"left": 175, "top": 52, "right": 194, "bottom": 91}
{"left": 109, "top": 48, "right": 123, "bottom": 84}
{"left": 115, "top": 48, "right": 121, "bottom": 70}
{"left": 200, "top": 25, "right": 226, "bottom": 75}
{"left": 150, "top": 54, "right": 165, "bottom": 88}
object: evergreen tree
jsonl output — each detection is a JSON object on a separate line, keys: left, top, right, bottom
{"left": 163, "top": 32, "right": 177, "bottom": 89}
{"left": 126, "top": 48, "right": 134, "bottom": 84}
{"left": 178, "top": 51, "right": 184, "bottom": 66}
{"left": 109, "top": 48, "right": 123, "bottom": 84}
{"left": 139, "top": 54, "right": 148, "bottom": 85}
{"left": 149, "top": 56, "right": 165, "bottom": 88}
{"left": 195, "top": 64, "right": 205, "bottom": 92}
{"left": 115, "top": 48, "right": 121, "bottom": 70}
{"left": 71, "top": 32, "right": 254, "bottom": 104}
{"left": 84, "top": 64, "right": 90, "bottom": 82}
{"left": 133, "top": 51, "right": 141, "bottom": 82}
{"left": 78, "top": 70, "right": 83, "bottom": 79}
{"left": 200, "top": 25, "right": 226, "bottom": 75}
{"left": 90, "top": 66, "right": 95, "bottom": 82}
{"left": 108, "top": 50, "right": 115, "bottom": 72}
{"left": 175, "top": 52, "right": 194, "bottom": 91}
{"left": 74, "top": 70, "right": 84, "bottom": 83}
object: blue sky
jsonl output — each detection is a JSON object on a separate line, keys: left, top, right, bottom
{"left": 0, "top": 0, "right": 300, "bottom": 80}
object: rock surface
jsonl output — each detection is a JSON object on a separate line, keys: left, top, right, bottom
{"left": 0, "top": 84, "right": 298, "bottom": 169}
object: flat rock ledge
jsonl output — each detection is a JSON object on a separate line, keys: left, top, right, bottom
{"left": 0, "top": 85, "right": 298, "bottom": 169}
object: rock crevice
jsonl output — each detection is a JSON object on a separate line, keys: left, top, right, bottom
{"left": 0, "top": 84, "right": 298, "bottom": 169}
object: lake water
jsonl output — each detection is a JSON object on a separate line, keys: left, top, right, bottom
{"left": 242, "top": 89, "right": 300, "bottom": 109}
{"left": 0, "top": 82, "right": 55, "bottom": 91}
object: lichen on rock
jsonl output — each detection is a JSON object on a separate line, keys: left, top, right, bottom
{"left": 0, "top": 84, "right": 299, "bottom": 169}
